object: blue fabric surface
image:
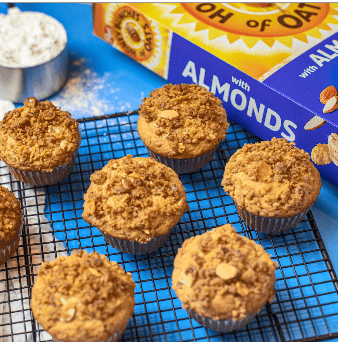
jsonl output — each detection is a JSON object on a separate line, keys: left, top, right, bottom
{"left": 0, "top": 3, "right": 337, "bottom": 342}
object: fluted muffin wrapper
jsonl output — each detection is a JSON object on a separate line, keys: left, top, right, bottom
{"left": 235, "top": 203, "right": 311, "bottom": 234}
{"left": 53, "top": 329, "right": 125, "bottom": 342}
{"left": 0, "top": 214, "right": 23, "bottom": 265}
{"left": 187, "top": 309, "right": 256, "bottom": 332}
{"left": 146, "top": 146, "right": 217, "bottom": 174}
{"left": 6, "top": 133, "right": 82, "bottom": 186}
{"left": 102, "top": 230, "right": 172, "bottom": 255}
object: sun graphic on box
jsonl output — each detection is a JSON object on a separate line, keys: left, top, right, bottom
{"left": 170, "top": 3, "right": 338, "bottom": 49}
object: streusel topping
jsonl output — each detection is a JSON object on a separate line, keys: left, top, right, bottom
{"left": 31, "top": 250, "right": 135, "bottom": 342}
{"left": 138, "top": 84, "right": 228, "bottom": 157}
{"left": 0, "top": 97, "right": 80, "bottom": 172}
{"left": 0, "top": 185, "right": 22, "bottom": 242}
{"left": 222, "top": 138, "right": 321, "bottom": 217}
{"left": 172, "top": 225, "right": 277, "bottom": 321}
{"left": 83, "top": 155, "right": 189, "bottom": 243}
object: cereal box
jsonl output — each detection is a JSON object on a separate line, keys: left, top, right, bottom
{"left": 93, "top": 3, "right": 338, "bottom": 187}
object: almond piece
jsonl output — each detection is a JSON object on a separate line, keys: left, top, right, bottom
{"left": 304, "top": 116, "right": 326, "bottom": 131}
{"left": 160, "top": 110, "right": 179, "bottom": 119}
{"left": 88, "top": 268, "right": 101, "bottom": 277}
{"left": 216, "top": 263, "right": 238, "bottom": 281}
{"left": 65, "top": 308, "right": 76, "bottom": 322}
{"left": 257, "top": 162, "right": 272, "bottom": 182}
{"left": 60, "top": 140, "right": 68, "bottom": 150}
{"left": 323, "top": 96, "right": 338, "bottom": 113}
{"left": 171, "top": 95, "right": 190, "bottom": 102}
{"left": 320, "top": 85, "right": 337, "bottom": 104}
{"left": 179, "top": 271, "right": 196, "bottom": 288}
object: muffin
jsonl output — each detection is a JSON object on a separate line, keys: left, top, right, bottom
{"left": 82, "top": 155, "right": 189, "bottom": 254}
{"left": 0, "top": 97, "right": 81, "bottom": 186}
{"left": 0, "top": 185, "right": 23, "bottom": 265}
{"left": 222, "top": 138, "right": 322, "bottom": 234}
{"left": 172, "top": 224, "right": 277, "bottom": 332}
{"left": 31, "top": 250, "right": 135, "bottom": 342}
{"left": 138, "top": 84, "right": 229, "bottom": 173}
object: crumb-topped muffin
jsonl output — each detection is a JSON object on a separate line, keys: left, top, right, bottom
{"left": 172, "top": 224, "right": 277, "bottom": 332}
{"left": 0, "top": 185, "right": 22, "bottom": 265}
{"left": 31, "top": 250, "right": 135, "bottom": 342}
{"left": 82, "top": 155, "right": 189, "bottom": 254}
{"left": 138, "top": 84, "right": 229, "bottom": 173}
{"left": 0, "top": 97, "right": 80, "bottom": 185}
{"left": 222, "top": 138, "right": 321, "bottom": 234}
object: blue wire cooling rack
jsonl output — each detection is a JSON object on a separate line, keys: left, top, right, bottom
{"left": 1, "top": 110, "right": 338, "bottom": 342}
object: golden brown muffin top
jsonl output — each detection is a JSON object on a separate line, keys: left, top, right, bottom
{"left": 82, "top": 155, "right": 189, "bottom": 243}
{"left": 138, "top": 84, "right": 229, "bottom": 158}
{"left": 222, "top": 138, "right": 321, "bottom": 218}
{"left": 0, "top": 185, "right": 22, "bottom": 243}
{"left": 31, "top": 250, "right": 135, "bottom": 342}
{"left": 0, "top": 97, "right": 80, "bottom": 172}
{"left": 172, "top": 225, "right": 277, "bottom": 321}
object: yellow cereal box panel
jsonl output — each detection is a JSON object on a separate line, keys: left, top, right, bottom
{"left": 131, "top": 3, "right": 338, "bottom": 80}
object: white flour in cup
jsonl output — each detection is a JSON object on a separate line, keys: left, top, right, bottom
{"left": 0, "top": 100, "right": 14, "bottom": 121}
{"left": 0, "top": 7, "right": 67, "bottom": 68}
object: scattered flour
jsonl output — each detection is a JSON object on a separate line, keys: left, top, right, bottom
{"left": 0, "top": 7, "right": 67, "bottom": 68}
{"left": 50, "top": 54, "right": 132, "bottom": 118}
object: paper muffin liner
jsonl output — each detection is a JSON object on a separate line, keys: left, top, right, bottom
{"left": 53, "top": 328, "right": 125, "bottom": 342}
{"left": 0, "top": 214, "right": 23, "bottom": 265}
{"left": 187, "top": 309, "right": 256, "bottom": 332}
{"left": 6, "top": 132, "right": 82, "bottom": 186}
{"left": 146, "top": 146, "right": 217, "bottom": 174}
{"left": 235, "top": 203, "right": 311, "bottom": 234}
{"left": 102, "top": 230, "right": 172, "bottom": 255}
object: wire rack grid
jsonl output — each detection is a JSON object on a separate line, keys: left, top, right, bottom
{"left": 0, "top": 110, "right": 338, "bottom": 342}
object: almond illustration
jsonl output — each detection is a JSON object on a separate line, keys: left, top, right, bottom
{"left": 304, "top": 115, "right": 326, "bottom": 131}
{"left": 328, "top": 133, "right": 338, "bottom": 166}
{"left": 311, "top": 144, "right": 332, "bottom": 165}
{"left": 323, "top": 96, "right": 338, "bottom": 113}
{"left": 320, "top": 85, "right": 337, "bottom": 104}
{"left": 126, "top": 24, "right": 141, "bottom": 43}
